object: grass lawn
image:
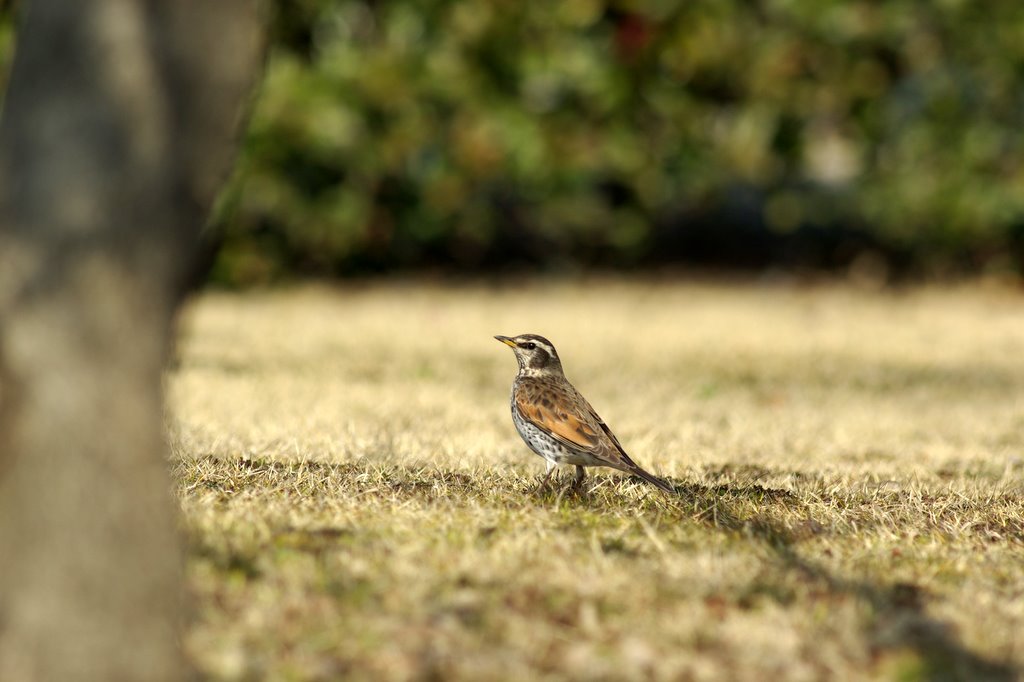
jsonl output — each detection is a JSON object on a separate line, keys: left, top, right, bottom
{"left": 169, "top": 279, "right": 1024, "bottom": 681}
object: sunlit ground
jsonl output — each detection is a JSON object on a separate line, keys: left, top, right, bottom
{"left": 169, "top": 278, "right": 1024, "bottom": 680}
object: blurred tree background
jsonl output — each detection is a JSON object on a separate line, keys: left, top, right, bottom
{"left": 5, "top": 1, "right": 1024, "bottom": 283}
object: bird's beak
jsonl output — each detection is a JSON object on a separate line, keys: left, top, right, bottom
{"left": 494, "top": 335, "right": 517, "bottom": 348}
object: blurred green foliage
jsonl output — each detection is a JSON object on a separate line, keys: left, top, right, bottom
{"left": 0, "top": 7, "right": 14, "bottom": 103}
{"left": 216, "top": 0, "right": 1024, "bottom": 281}
{"left": 5, "top": 1, "right": 1024, "bottom": 281}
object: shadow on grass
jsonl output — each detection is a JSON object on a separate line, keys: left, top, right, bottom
{"left": 178, "top": 456, "right": 1016, "bottom": 680}
{"left": 678, "top": 479, "right": 1016, "bottom": 682}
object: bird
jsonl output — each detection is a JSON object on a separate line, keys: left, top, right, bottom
{"left": 494, "top": 333, "right": 675, "bottom": 494}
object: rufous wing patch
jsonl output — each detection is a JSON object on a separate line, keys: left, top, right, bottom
{"left": 515, "top": 386, "right": 601, "bottom": 450}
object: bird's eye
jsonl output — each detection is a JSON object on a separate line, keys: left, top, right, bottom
{"left": 521, "top": 342, "right": 536, "bottom": 350}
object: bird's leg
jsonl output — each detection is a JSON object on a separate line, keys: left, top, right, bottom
{"left": 572, "top": 465, "right": 586, "bottom": 491}
{"left": 535, "top": 460, "right": 557, "bottom": 492}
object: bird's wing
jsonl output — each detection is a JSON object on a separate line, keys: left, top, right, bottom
{"left": 515, "top": 378, "right": 675, "bottom": 492}
{"left": 576, "top": 394, "right": 645, "bottom": 470}
{"left": 577, "top": 393, "right": 676, "bottom": 492}
{"left": 514, "top": 380, "right": 604, "bottom": 451}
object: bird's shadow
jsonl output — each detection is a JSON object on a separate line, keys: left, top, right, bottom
{"left": 533, "top": 472, "right": 1015, "bottom": 680}
{"left": 666, "top": 476, "right": 1016, "bottom": 682}
{"left": 528, "top": 472, "right": 796, "bottom": 506}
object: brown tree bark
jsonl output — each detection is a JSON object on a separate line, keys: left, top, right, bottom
{"left": 0, "top": 2, "right": 263, "bottom": 679}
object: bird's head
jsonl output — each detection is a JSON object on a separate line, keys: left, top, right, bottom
{"left": 494, "top": 334, "right": 563, "bottom": 376}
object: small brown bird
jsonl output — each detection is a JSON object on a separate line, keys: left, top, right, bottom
{"left": 495, "top": 333, "right": 675, "bottom": 493}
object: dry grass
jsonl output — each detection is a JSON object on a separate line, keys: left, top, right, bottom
{"left": 169, "top": 279, "right": 1024, "bottom": 681}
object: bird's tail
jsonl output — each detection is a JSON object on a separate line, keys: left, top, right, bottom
{"left": 629, "top": 466, "right": 676, "bottom": 494}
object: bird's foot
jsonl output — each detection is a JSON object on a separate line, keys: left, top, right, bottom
{"left": 532, "top": 479, "right": 552, "bottom": 495}
{"left": 532, "top": 467, "right": 557, "bottom": 494}
{"left": 568, "top": 466, "right": 587, "bottom": 493}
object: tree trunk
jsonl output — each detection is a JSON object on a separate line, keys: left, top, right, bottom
{"left": 0, "top": 2, "right": 263, "bottom": 679}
